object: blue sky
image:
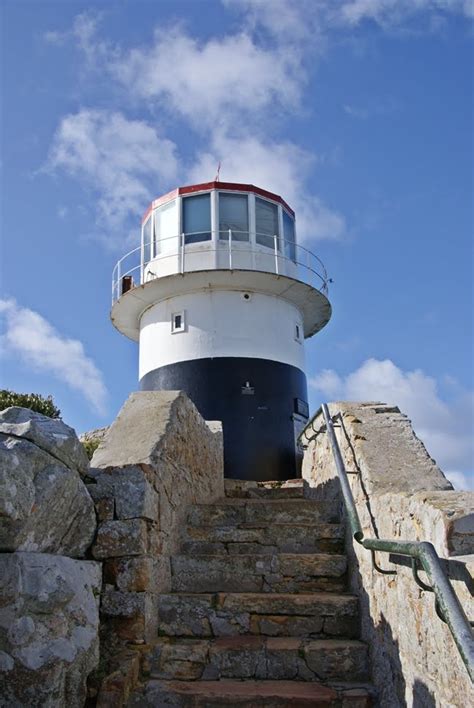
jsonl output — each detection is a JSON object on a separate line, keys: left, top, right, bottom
{"left": 1, "top": 0, "right": 473, "bottom": 488}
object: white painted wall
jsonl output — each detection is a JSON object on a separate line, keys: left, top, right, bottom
{"left": 139, "top": 290, "right": 306, "bottom": 378}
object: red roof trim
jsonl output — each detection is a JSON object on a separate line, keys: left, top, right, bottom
{"left": 141, "top": 204, "right": 153, "bottom": 224}
{"left": 141, "top": 181, "right": 294, "bottom": 224}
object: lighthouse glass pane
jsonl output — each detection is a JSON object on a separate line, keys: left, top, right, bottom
{"left": 154, "top": 200, "right": 178, "bottom": 254}
{"left": 183, "top": 194, "right": 211, "bottom": 244}
{"left": 143, "top": 217, "right": 152, "bottom": 263}
{"left": 219, "top": 194, "right": 249, "bottom": 241}
{"left": 256, "top": 198, "right": 279, "bottom": 250}
{"left": 283, "top": 211, "right": 296, "bottom": 262}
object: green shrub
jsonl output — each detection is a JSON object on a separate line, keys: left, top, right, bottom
{"left": 0, "top": 390, "right": 61, "bottom": 419}
{"left": 82, "top": 438, "right": 100, "bottom": 460}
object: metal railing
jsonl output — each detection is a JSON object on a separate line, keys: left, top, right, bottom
{"left": 305, "top": 403, "right": 474, "bottom": 681}
{"left": 111, "top": 231, "right": 330, "bottom": 305}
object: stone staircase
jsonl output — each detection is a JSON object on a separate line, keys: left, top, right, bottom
{"left": 129, "top": 480, "right": 374, "bottom": 706}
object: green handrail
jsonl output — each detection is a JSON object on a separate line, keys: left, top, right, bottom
{"left": 313, "top": 403, "right": 474, "bottom": 682}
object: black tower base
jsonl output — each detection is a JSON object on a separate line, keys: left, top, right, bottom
{"left": 140, "top": 357, "right": 309, "bottom": 481}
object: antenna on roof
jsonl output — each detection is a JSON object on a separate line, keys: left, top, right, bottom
{"left": 214, "top": 161, "right": 221, "bottom": 182}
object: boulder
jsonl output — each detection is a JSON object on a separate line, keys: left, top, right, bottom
{"left": 0, "top": 432, "right": 96, "bottom": 557}
{"left": 0, "top": 552, "right": 102, "bottom": 708}
{"left": 0, "top": 407, "right": 90, "bottom": 477}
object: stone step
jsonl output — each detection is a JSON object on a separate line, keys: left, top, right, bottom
{"left": 170, "top": 554, "right": 347, "bottom": 593}
{"left": 182, "top": 522, "right": 345, "bottom": 555}
{"left": 142, "top": 637, "right": 369, "bottom": 683}
{"left": 187, "top": 499, "right": 339, "bottom": 527}
{"left": 225, "top": 479, "right": 305, "bottom": 499}
{"left": 130, "top": 679, "right": 373, "bottom": 707}
{"left": 158, "top": 592, "right": 359, "bottom": 638}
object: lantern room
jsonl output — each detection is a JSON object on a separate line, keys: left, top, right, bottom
{"left": 140, "top": 181, "right": 299, "bottom": 281}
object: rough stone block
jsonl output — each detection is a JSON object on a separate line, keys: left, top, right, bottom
{"left": 101, "top": 591, "right": 158, "bottom": 642}
{"left": 92, "top": 519, "right": 160, "bottom": 559}
{"left": 91, "top": 391, "right": 224, "bottom": 504}
{"left": 87, "top": 466, "right": 160, "bottom": 522}
{"left": 96, "top": 497, "right": 115, "bottom": 522}
{"left": 128, "top": 679, "right": 341, "bottom": 706}
{"left": 101, "top": 590, "right": 147, "bottom": 618}
{"left": 142, "top": 637, "right": 369, "bottom": 682}
{"left": 157, "top": 592, "right": 359, "bottom": 639}
{"left": 303, "top": 639, "right": 368, "bottom": 681}
{"left": 104, "top": 555, "right": 170, "bottom": 593}
{"left": 96, "top": 650, "right": 140, "bottom": 708}
{"left": 146, "top": 639, "right": 210, "bottom": 680}
{"left": 0, "top": 552, "right": 101, "bottom": 708}
{"left": 187, "top": 499, "right": 337, "bottom": 527}
{"left": 0, "top": 406, "right": 89, "bottom": 476}
{"left": 106, "top": 616, "right": 146, "bottom": 644}
{"left": 0, "top": 434, "right": 96, "bottom": 556}
{"left": 170, "top": 553, "right": 347, "bottom": 594}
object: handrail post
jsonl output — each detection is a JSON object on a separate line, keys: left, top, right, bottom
{"left": 321, "top": 404, "right": 364, "bottom": 542}
{"left": 228, "top": 229, "right": 232, "bottom": 270}
{"left": 180, "top": 233, "right": 185, "bottom": 274}
{"left": 274, "top": 234, "right": 279, "bottom": 274}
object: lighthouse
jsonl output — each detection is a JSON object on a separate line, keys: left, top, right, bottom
{"left": 111, "top": 181, "right": 331, "bottom": 481}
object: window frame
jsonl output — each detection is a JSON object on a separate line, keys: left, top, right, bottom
{"left": 282, "top": 208, "right": 297, "bottom": 263}
{"left": 171, "top": 310, "right": 186, "bottom": 334}
{"left": 182, "top": 192, "right": 212, "bottom": 245}
{"left": 217, "top": 191, "right": 250, "bottom": 242}
{"left": 255, "top": 196, "right": 281, "bottom": 251}
{"left": 153, "top": 198, "right": 179, "bottom": 255}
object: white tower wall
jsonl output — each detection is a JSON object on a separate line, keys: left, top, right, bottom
{"left": 139, "top": 290, "right": 305, "bottom": 380}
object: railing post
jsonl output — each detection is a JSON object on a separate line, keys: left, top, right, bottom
{"left": 273, "top": 234, "right": 279, "bottom": 275}
{"left": 228, "top": 229, "right": 232, "bottom": 270}
{"left": 180, "top": 233, "right": 185, "bottom": 274}
{"left": 117, "top": 260, "right": 121, "bottom": 298}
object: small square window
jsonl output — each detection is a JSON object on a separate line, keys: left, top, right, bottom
{"left": 172, "top": 311, "right": 185, "bottom": 333}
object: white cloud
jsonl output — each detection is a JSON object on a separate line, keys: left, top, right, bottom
{"left": 45, "top": 109, "right": 179, "bottom": 246}
{"left": 225, "top": 0, "right": 473, "bottom": 36}
{"left": 223, "top": 0, "right": 327, "bottom": 43}
{"left": 0, "top": 299, "right": 108, "bottom": 416}
{"left": 110, "top": 26, "right": 302, "bottom": 130}
{"left": 337, "top": 0, "right": 474, "bottom": 26}
{"left": 44, "top": 12, "right": 112, "bottom": 65}
{"left": 310, "top": 358, "right": 474, "bottom": 490}
{"left": 188, "top": 132, "right": 346, "bottom": 242}
{"left": 444, "top": 470, "right": 473, "bottom": 491}
{"left": 343, "top": 104, "right": 370, "bottom": 119}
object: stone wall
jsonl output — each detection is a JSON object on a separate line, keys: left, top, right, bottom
{"left": 301, "top": 402, "right": 474, "bottom": 707}
{"left": 85, "top": 390, "right": 224, "bottom": 695}
{"left": 0, "top": 407, "right": 101, "bottom": 707}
